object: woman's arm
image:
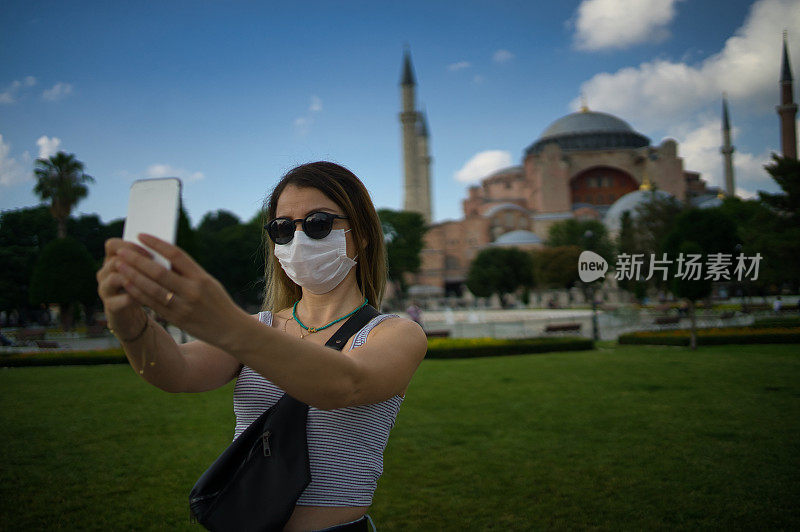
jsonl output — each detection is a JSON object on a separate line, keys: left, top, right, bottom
{"left": 112, "top": 233, "right": 427, "bottom": 408}
{"left": 117, "top": 311, "right": 253, "bottom": 393}
{"left": 215, "top": 313, "right": 427, "bottom": 410}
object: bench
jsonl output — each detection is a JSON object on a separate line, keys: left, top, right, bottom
{"left": 87, "top": 323, "right": 108, "bottom": 338}
{"left": 13, "top": 328, "right": 47, "bottom": 342}
{"left": 34, "top": 340, "right": 60, "bottom": 348}
{"left": 741, "top": 303, "right": 771, "bottom": 313}
{"left": 654, "top": 316, "right": 680, "bottom": 326}
{"left": 425, "top": 330, "right": 451, "bottom": 338}
{"left": 545, "top": 323, "right": 581, "bottom": 333}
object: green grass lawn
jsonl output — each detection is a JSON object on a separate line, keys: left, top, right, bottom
{"left": 2, "top": 344, "right": 798, "bottom": 530}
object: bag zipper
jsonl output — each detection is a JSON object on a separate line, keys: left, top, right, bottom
{"left": 262, "top": 430, "right": 271, "bottom": 456}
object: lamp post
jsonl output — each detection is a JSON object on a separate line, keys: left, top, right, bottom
{"left": 734, "top": 243, "right": 746, "bottom": 312}
{"left": 583, "top": 230, "right": 600, "bottom": 341}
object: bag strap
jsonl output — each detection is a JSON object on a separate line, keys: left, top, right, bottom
{"left": 323, "top": 304, "right": 381, "bottom": 351}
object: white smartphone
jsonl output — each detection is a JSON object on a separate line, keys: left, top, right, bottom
{"left": 122, "top": 178, "right": 182, "bottom": 270}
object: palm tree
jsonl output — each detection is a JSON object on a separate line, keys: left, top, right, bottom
{"left": 33, "top": 152, "right": 95, "bottom": 238}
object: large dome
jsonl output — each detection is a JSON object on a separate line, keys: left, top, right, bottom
{"left": 525, "top": 110, "right": 650, "bottom": 156}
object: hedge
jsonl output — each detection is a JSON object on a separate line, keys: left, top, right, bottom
{"left": 1, "top": 337, "right": 595, "bottom": 367}
{"left": 618, "top": 327, "right": 800, "bottom": 346}
{"left": 752, "top": 316, "right": 800, "bottom": 328}
{"left": 425, "top": 336, "right": 594, "bottom": 359}
{"left": 0, "top": 348, "right": 128, "bottom": 368}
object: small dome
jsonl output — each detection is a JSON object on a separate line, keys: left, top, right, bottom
{"left": 604, "top": 189, "right": 678, "bottom": 233}
{"left": 525, "top": 110, "right": 650, "bottom": 155}
{"left": 491, "top": 229, "right": 543, "bottom": 246}
{"left": 483, "top": 202, "right": 529, "bottom": 218}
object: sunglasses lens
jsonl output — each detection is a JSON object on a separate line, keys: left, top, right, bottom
{"left": 269, "top": 219, "right": 295, "bottom": 244}
{"left": 304, "top": 212, "right": 335, "bottom": 239}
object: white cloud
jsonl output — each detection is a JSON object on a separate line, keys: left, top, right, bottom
{"left": 472, "top": 75, "right": 485, "bottom": 84}
{"left": 294, "top": 96, "right": 323, "bottom": 135}
{"left": 735, "top": 187, "right": 757, "bottom": 199}
{"left": 492, "top": 49, "right": 514, "bottom": 63}
{"left": 454, "top": 150, "right": 513, "bottom": 183}
{"left": 0, "top": 76, "right": 37, "bottom": 104}
{"left": 42, "top": 82, "right": 73, "bottom": 101}
{"left": 574, "top": 0, "right": 800, "bottom": 129}
{"left": 145, "top": 163, "right": 204, "bottom": 182}
{"left": 0, "top": 135, "right": 32, "bottom": 187}
{"left": 573, "top": 0, "right": 682, "bottom": 51}
{"left": 447, "top": 61, "right": 471, "bottom": 72}
{"left": 36, "top": 136, "right": 61, "bottom": 159}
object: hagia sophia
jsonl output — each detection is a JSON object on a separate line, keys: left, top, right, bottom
{"left": 398, "top": 35, "right": 798, "bottom": 299}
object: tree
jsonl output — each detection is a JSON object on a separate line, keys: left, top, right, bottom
{"left": 466, "top": 247, "right": 534, "bottom": 304}
{"left": 759, "top": 154, "right": 800, "bottom": 225}
{"left": 68, "top": 213, "right": 109, "bottom": 264}
{"left": 195, "top": 210, "right": 263, "bottom": 310}
{"left": 33, "top": 152, "right": 95, "bottom": 239}
{"left": 198, "top": 209, "right": 241, "bottom": 234}
{"left": 28, "top": 236, "right": 98, "bottom": 330}
{"left": 614, "top": 193, "right": 684, "bottom": 299}
{"left": 547, "top": 218, "right": 615, "bottom": 262}
{"left": 669, "top": 241, "right": 710, "bottom": 350}
{"left": 176, "top": 199, "right": 200, "bottom": 261}
{"left": 717, "top": 196, "right": 800, "bottom": 295}
{"left": 0, "top": 206, "right": 58, "bottom": 322}
{"left": 376, "top": 209, "right": 427, "bottom": 297}
{"left": 532, "top": 245, "right": 581, "bottom": 290}
{"left": 616, "top": 211, "right": 646, "bottom": 300}
{"left": 663, "top": 209, "right": 741, "bottom": 350}
{"left": 631, "top": 193, "right": 684, "bottom": 257}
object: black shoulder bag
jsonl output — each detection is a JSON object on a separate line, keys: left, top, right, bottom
{"left": 189, "top": 304, "right": 380, "bottom": 532}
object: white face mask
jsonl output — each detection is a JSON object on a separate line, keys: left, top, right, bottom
{"left": 273, "top": 229, "right": 357, "bottom": 294}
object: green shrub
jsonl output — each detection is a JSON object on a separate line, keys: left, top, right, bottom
{"left": 426, "top": 336, "right": 594, "bottom": 359}
{"left": 0, "top": 348, "right": 127, "bottom": 368}
{"left": 618, "top": 327, "right": 800, "bottom": 346}
{"left": 753, "top": 316, "right": 800, "bottom": 328}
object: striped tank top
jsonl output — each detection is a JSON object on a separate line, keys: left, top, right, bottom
{"left": 232, "top": 310, "right": 404, "bottom": 506}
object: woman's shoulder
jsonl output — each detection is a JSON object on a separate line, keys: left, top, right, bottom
{"left": 257, "top": 308, "right": 293, "bottom": 323}
{"left": 362, "top": 312, "right": 425, "bottom": 343}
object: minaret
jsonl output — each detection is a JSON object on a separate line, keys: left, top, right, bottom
{"left": 400, "top": 49, "right": 423, "bottom": 219}
{"left": 416, "top": 108, "right": 433, "bottom": 223}
{"left": 721, "top": 94, "right": 735, "bottom": 196}
{"left": 777, "top": 31, "right": 797, "bottom": 159}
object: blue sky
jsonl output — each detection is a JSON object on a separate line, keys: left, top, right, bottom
{"left": 2, "top": 0, "right": 798, "bottom": 226}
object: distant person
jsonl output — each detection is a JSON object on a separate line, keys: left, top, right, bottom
{"left": 406, "top": 303, "right": 423, "bottom": 328}
{"left": 773, "top": 296, "right": 782, "bottom": 314}
{"left": 97, "top": 162, "right": 427, "bottom": 531}
{"left": 0, "top": 327, "right": 14, "bottom": 347}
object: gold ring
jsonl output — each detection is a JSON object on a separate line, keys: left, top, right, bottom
{"left": 165, "top": 291, "right": 175, "bottom": 306}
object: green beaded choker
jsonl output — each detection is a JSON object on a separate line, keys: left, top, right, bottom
{"left": 292, "top": 297, "right": 368, "bottom": 335}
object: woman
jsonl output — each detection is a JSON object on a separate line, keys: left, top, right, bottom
{"left": 97, "top": 161, "right": 428, "bottom": 531}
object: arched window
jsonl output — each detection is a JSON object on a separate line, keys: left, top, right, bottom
{"left": 570, "top": 167, "right": 637, "bottom": 206}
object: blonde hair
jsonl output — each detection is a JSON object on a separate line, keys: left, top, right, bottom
{"left": 260, "top": 162, "right": 387, "bottom": 313}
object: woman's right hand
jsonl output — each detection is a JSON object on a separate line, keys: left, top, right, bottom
{"left": 97, "top": 238, "right": 154, "bottom": 338}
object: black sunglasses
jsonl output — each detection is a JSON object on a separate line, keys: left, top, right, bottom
{"left": 265, "top": 211, "right": 349, "bottom": 245}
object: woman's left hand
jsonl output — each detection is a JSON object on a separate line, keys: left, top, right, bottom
{"left": 113, "top": 233, "right": 247, "bottom": 349}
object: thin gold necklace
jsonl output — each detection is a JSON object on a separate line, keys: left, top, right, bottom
{"left": 292, "top": 298, "right": 367, "bottom": 338}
